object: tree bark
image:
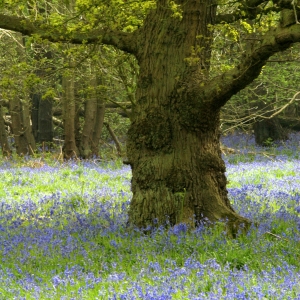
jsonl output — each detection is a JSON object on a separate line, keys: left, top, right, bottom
{"left": 62, "top": 61, "right": 79, "bottom": 159}
{"left": 31, "top": 93, "right": 53, "bottom": 144}
{"left": 74, "top": 95, "right": 81, "bottom": 150}
{"left": 22, "top": 99, "right": 36, "bottom": 155}
{"left": 29, "top": 41, "right": 54, "bottom": 145}
{"left": 91, "top": 76, "right": 106, "bottom": 157}
{"left": 104, "top": 122, "right": 122, "bottom": 156}
{"left": 31, "top": 93, "right": 39, "bottom": 141}
{"left": 9, "top": 97, "right": 28, "bottom": 155}
{"left": 79, "top": 73, "right": 97, "bottom": 159}
{"left": 254, "top": 118, "right": 288, "bottom": 145}
{"left": 0, "top": 104, "right": 11, "bottom": 157}
{"left": 126, "top": 0, "right": 250, "bottom": 233}
{"left": 250, "top": 84, "right": 288, "bottom": 145}
{"left": 38, "top": 96, "right": 53, "bottom": 143}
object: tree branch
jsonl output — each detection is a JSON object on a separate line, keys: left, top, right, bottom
{"left": 0, "top": 14, "right": 137, "bottom": 55}
{"left": 216, "top": 0, "right": 298, "bottom": 24}
{"left": 208, "top": 23, "right": 300, "bottom": 108}
{"left": 216, "top": 7, "right": 281, "bottom": 24}
{"left": 216, "top": 0, "right": 267, "bottom": 23}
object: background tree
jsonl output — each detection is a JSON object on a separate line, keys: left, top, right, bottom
{"left": 0, "top": 28, "right": 131, "bottom": 158}
{"left": 29, "top": 45, "right": 54, "bottom": 146}
{"left": 0, "top": 102, "right": 11, "bottom": 156}
{"left": 0, "top": 31, "right": 37, "bottom": 155}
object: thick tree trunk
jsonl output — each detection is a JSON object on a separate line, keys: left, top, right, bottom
{"left": 127, "top": 0, "right": 249, "bottom": 233}
{"left": 127, "top": 107, "right": 248, "bottom": 232}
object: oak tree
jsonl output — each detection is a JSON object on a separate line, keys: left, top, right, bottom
{"left": 1, "top": 0, "right": 300, "bottom": 233}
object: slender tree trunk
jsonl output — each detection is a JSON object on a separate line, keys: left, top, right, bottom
{"left": 32, "top": 93, "right": 53, "bottom": 144}
{"left": 78, "top": 72, "right": 97, "bottom": 158}
{"left": 127, "top": 0, "right": 249, "bottom": 233}
{"left": 91, "top": 76, "right": 105, "bottom": 157}
{"left": 91, "top": 101, "right": 105, "bottom": 157}
{"left": 31, "top": 93, "right": 39, "bottom": 140}
{"left": 62, "top": 62, "right": 79, "bottom": 159}
{"left": 9, "top": 97, "right": 28, "bottom": 155}
{"left": 29, "top": 41, "right": 54, "bottom": 146}
{"left": 38, "top": 96, "right": 53, "bottom": 143}
{"left": 74, "top": 95, "right": 81, "bottom": 150}
{"left": 79, "top": 97, "right": 97, "bottom": 158}
{"left": 22, "top": 99, "right": 36, "bottom": 155}
{"left": 104, "top": 122, "right": 122, "bottom": 156}
{"left": 0, "top": 104, "right": 11, "bottom": 157}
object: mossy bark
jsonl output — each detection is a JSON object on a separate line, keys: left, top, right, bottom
{"left": 9, "top": 97, "right": 28, "bottom": 155}
{"left": 91, "top": 75, "right": 106, "bottom": 157}
{"left": 127, "top": 0, "right": 250, "bottom": 233}
{"left": 0, "top": 105, "right": 11, "bottom": 157}
{"left": 91, "top": 100, "right": 105, "bottom": 157}
{"left": 79, "top": 83, "right": 97, "bottom": 158}
{"left": 62, "top": 60, "right": 79, "bottom": 159}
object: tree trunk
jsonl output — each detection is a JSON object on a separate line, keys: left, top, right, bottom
{"left": 78, "top": 73, "right": 97, "bottom": 159}
{"left": 62, "top": 62, "right": 79, "bottom": 159}
{"left": 0, "top": 104, "right": 11, "bottom": 157}
{"left": 128, "top": 108, "right": 248, "bottom": 232}
{"left": 29, "top": 40, "right": 54, "bottom": 146}
{"left": 254, "top": 118, "right": 288, "bottom": 146}
{"left": 31, "top": 93, "right": 39, "bottom": 141}
{"left": 251, "top": 84, "right": 288, "bottom": 145}
{"left": 253, "top": 102, "right": 288, "bottom": 146}
{"left": 127, "top": 0, "right": 250, "bottom": 233}
{"left": 38, "top": 96, "right": 53, "bottom": 143}
{"left": 74, "top": 95, "right": 81, "bottom": 150}
{"left": 22, "top": 99, "right": 36, "bottom": 155}
{"left": 91, "top": 76, "right": 106, "bottom": 157}
{"left": 104, "top": 122, "right": 122, "bottom": 156}
{"left": 31, "top": 94, "right": 53, "bottom": 144}
{"left": 9, "top": 97, "right": 28, "bottom": 155}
